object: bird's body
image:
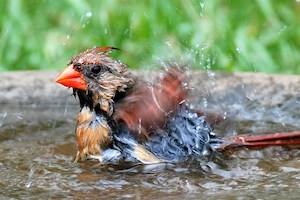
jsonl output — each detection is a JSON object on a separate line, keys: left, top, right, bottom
{"left": 56, "top": 47, "right": 199, "bottom": 163}
{"left": 56, "top": 47, "right": 300, "bottom": 164}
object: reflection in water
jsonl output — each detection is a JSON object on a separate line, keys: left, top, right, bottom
{"left": 0, "top": 103, "right": 300, "bottom": 199}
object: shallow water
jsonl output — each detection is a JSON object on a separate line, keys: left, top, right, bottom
{"left": 1, "top": 103, "right": 300, "bottom": 199}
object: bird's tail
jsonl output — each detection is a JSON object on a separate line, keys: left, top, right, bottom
{"left": 219, "top": 131, "right": 300, "bottom": 150}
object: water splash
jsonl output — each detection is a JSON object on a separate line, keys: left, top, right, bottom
{"left": 81, "top": 11, "right": 93, "bottom": 28}
{"left": 25, "top": 165, "right": 36, "bottom": 188}
{"left": 201, "top": 98, "right": 208, "bottom": 108}
{"left": 63, "top": 101, "right": 69, "bottom": 117}
{"left": 0, "top": 112, "right": 7, "bottom": 127}
{"left": 62, "top": 34, "right": 70, "bottom": 46}
{"left": 223, "top": 111, "right": 227, "bottom": 120}
{"left": 252, "top": 64, "right": 257, "bottom": 72}
{"left": 278, "top": 25, "right": 287, "bottom": 35}
{"left": 165, "top": 41, "right": 172, "bottom": 47}
{"left": 199, "top": 2, "right": 205, "bottom": 17}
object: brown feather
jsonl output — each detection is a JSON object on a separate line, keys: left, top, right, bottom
{"left": 113, "top": 68, "right": 188, "bottom": 138}
{"left": 75, "top": 106, "right": 112, "bottom": 162}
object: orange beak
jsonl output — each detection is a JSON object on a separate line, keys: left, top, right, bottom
{"left": 55, "top": 64, "right": 87, "bottom": 90}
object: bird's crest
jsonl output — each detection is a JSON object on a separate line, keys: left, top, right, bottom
{"left": 86, "top": 46, "right": 120, "bottom": 55}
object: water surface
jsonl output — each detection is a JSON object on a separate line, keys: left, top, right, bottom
{"left": 1, "top": 102, "right": 300, "bottom": 199}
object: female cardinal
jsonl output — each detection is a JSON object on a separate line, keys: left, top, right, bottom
{"left": 56, "top": 47, "right": 300, "bottom": 164}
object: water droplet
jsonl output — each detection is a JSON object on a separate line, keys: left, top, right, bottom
{"left": 210, "top": 132, "right": 216, "bottom": 136}
{"left": 236, "top": 47, "right": 241, "bottom": 54}
{"left": 124, "top": 28, "right": 129, "bottom": 35}
{"left": 252, "top": 64, "right": 257, "bottom": 72}
{"left": 208, "top": 71, "right": 215, "bottom": 78}
{"left": 206, "top": 58, "right": 211, "bottom": 69}
{"left": 200, "top": 2, "right": 205, "bottom": 9}
{"left": 202, "top": 98, "right": 208, "bottom": 108}
{"left": 188, "top": 113, "right": 197, "bottom": 119}
{"left": 189, "top": 104, "right": 195, "bottom": 110}
{"left": 278, "top": 25, "right": 287, "bottom": 34}
{"left": 165, "top": 41, "right": 171, "bottom": 46}
{"left": 0, "top": 112, "right": 7, "bottom": 127}
{"left": 85, "top": 11, "right": 92, "bottom": 18}
{"left": 63, "top": 102, "right": 68, "bottom": 117}
{"left": 80, "top": 11, "right": 93, "bottom": 28}
{"left": 223, "top": 112, "right": 227, "bottom": 119}
{"left": 63, "top": 34, "right": 71, "bottom": 46}
{"left": 199, "top": 2, "right": 205, "bottom": 17}
{"left": 200, "top": 44, "right": 208, "bottom": 51}
{"left": 25, "top": 167, "right": 35, "bottom": 188}
{"left": 25, "top": 181, "right": 32, "bottom": 188}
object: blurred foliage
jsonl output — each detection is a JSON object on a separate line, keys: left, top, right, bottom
{"left": 0, "top": 0, "right": 299, "bottom": 73}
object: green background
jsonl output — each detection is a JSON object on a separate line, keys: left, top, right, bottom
{"left": 0, "top": 0, "right": 299, "bottom": 73}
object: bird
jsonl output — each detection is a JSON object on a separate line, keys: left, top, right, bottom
{"left": 56, "top": 47, "right": 300, "bottom": 164}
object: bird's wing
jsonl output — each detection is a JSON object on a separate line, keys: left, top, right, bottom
{"left": 113, "top": 68, "right": 188, "bottom": 138}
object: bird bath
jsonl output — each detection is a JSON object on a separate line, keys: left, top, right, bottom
{"left": 1, "top": 71, "right": 300, "bottom": 199}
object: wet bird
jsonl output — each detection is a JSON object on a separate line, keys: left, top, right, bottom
{"left": 56, "top": 47, "right": 300, "bottom": 164}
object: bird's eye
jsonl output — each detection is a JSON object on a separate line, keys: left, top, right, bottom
{"left": 91, "top": 65, "right": 102, "bottom": 74}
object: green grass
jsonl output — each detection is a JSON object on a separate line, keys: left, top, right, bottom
{"left": 0, "top": 0, "right": 299, "bottom": 73}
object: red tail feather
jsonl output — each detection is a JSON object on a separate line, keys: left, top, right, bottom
{"left": 223, "top": 131, "right": 300, "bottom": 149}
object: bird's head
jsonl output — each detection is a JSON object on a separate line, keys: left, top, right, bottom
{"left": 56, "top": 47, "right": 135, "bottom": 114}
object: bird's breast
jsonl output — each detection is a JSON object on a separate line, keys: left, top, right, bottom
{"left": 75, "top": 106, "right": 112, "bottom": 162}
